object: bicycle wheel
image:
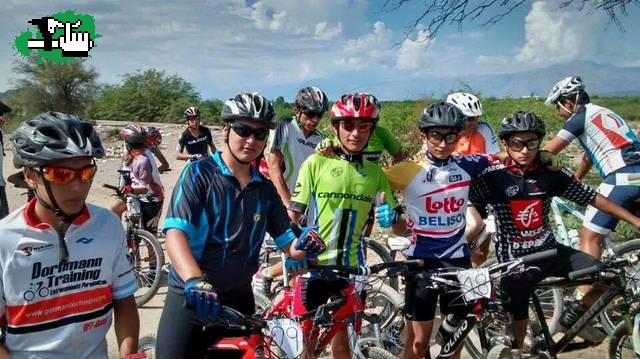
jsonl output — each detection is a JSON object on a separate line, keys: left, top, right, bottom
{"left": 138, "top": 335, "right": 156, "bottom": 359}
{"left": 364, "top": 236, "right": 399, "bottom": 290}
{"left": 609, "top": 320, "right": 640, "bottom": 359}
{"left": 132, "top": 229, "right": 165, "bottom": 307}
{"left": 363, "top": 283, "right": 405, "bottom": 355}
{"left": 601, "top": 239, "right": 640, "bottom": 335}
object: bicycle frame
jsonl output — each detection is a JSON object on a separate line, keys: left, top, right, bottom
{"left": 207, "top": 334, "right": 273, "bottom": 358}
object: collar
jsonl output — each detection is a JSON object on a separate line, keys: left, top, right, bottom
{"left": 503, "top": 157, "right": 540, "bottom": 174}
{"left": 22, "top": 198, "right": 90, "bottom": 230}
{"left": 212, "top": 151, "right": 263, "bottom": 182}
{"left": 336, "top": 149, "right": 364, "bottom": 165}
{"left": 424, "top": 152, "right": 453, "bottom": 167}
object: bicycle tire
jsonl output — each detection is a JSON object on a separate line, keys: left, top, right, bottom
{"left": 601, "top": 239, "right": 640, "bottom": 335}
{"left": 132, "top": 229, "right": 165, "bottom": 307}
{"left": 609, "top": 320, "right": 640, "bottom": 359}
{"left": 487, "top": 343, "right": 512, "bottom": 359}
{"left": 364, "top": 236, "right": 399, "bottom": 290}
{"left": 361, "top": 346, "right": 397, "bottom": 359}
{"left": 365, "top": 282, "right": 404, "bottom": 330}
{"left": 138, "top": 335, "right": 156, "bottom": 359}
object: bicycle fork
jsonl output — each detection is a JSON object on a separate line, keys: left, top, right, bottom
{"left": 437, "top": 313, "right": 478, "bottom": 358}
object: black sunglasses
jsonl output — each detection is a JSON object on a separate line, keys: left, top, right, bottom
{"left": 230, "top": 122, "right": 269, "bottom": 140}
{"left": 303, "top": 110, "right": 323, "bottom": 119}
{"left": 507, "top": 138, "right": 540, "bottom": 152}
{"left": 427, "top": 130, "right": 458, "bottom": 145}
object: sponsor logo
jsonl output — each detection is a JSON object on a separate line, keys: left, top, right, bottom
{"left": 418, "top": 213, "right": 464, "bottom": 227}
{"left": 510, "top": 199, "right": 543, "bottom": 230}
{"left": 253, "top": 213, "right": 261, "bottom": 222}
{"left": 425, "top": 196, "right": 465, "bottom": 214}
{"left": 83, "top": 317, "right": 108, "bottom": 332}
{"left": 505, "top": 185, "right": 519, "bottom": 197}
{"left": 18, "top": 243, "right": 55, "bottom": 256}
{"left": 317, "top": 192, "right": 373, "bottom": 202}
{"left": 31, "top": 257, "right": 103, "bottom": 286}
{"left": 76, "top": 237, "right": 94, "bottom": 244}
{"left": 296, "top": 138, "right": 318, "bottom": 148}
{"left": 330, "top": 167, "right": 344, "bottom": 177}
{"left": 448, "top": 174, "right": 463, "bottom": 183}
{"left": 423, "top": 168, "right": 437, "bottom": 182}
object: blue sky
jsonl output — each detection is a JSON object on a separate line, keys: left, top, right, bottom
{"left": 1, "top": 0, "right": 639, "bottom": 100}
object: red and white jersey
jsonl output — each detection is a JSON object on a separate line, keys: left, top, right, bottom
{"left": 558, "top": 103, "right": 640, "bottom": 178}
{"left": 0, "top": 200, "right": 137, "bottom": 359}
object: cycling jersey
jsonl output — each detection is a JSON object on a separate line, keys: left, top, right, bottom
{"left": 0, "top": 200, "right": 136, "bottom": 359}
{"left": 557, "top": 103, "right": 640, "bottom": 178}
{"left": 130, "top": 149, "right": 164, "bottom": 202}
{"left": 362, "top": 125, "right": 402, "bottom": 162}
{"left": 176, "top": 125, "right": 214, "bottom": 156}
{"left": 470, "top": 160, "right": 597, "bottom": 262}
{"left": 162, "top": 151, "right": 294, "bottom": 296}
{"left": 453, "top": 121, "right": 500, "bottom": 155}
{"left": 290, "top": 153, "right": 398, "bottom": 266}
{"left": 266, "top": 116, "right": 323, "bottom": 191}
{"left": 385, "top": 154, "right": 492, "bottom": 259}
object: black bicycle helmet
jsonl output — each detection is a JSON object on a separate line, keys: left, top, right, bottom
{"left": 295, "top": 86, "right": 329, "bottom": 113}
{"left": 498, "top": 111, "right": 546, "bottom": 139}
{"left": 418, "top": 102, "right": 465, "bottom": 131}
{"left": 12, "top": 112, "right": 105, "bottom": 168}
{"left": 221, "top": 92, "right": 276, "bottom": 129}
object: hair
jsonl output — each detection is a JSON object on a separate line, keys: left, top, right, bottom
{"left": 560, "top": 90, "right": 590, "bottom": 105}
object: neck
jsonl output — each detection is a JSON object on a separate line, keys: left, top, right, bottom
{"left": 460, "top": 127, "right": 474, "bottom": 136}
{"left": 189, "top": 126, "right": 200, "bottom": 134}
{"left": 221, "top": 148, "right": 252, "bottom": 178}
{"left": 34, "top": 199, "right": 64, "bottom": 227}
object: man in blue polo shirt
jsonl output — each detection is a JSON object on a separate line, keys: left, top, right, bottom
{"left": 156, "top": 93, "right": 323, "bottom": 358}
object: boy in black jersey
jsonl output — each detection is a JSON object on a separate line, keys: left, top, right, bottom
{"left": 470, "top": 111, "right": 640, "bottom": 351}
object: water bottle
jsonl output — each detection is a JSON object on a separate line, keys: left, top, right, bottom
{"left": 436, "top": 313, "right": 462, "bottom": 346}
{"left": 568, "top": 229, "right": 580, "bottom": 249}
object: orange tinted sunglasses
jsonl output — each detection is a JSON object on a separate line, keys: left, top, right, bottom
{"left": 41, "top": 164, "right": 97, "bottom": 185}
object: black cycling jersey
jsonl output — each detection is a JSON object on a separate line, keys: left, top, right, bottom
{"left": 469, "top": 159, "right": 597, "bottom": 262}
{"left": 176, "top": 125, "right": 214, "bottom": 156}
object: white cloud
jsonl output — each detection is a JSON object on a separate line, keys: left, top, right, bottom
{"left": 315, "top": 21, "right": 343, "bottom": 40}
{"left": 249, "top": 1, "right": 288, "bottom": 31}
{"left": 337, "top": 21, "right": 394, "bottom": 69}
{"left": 396, "top": 29, "right": 431, "bottom": 70}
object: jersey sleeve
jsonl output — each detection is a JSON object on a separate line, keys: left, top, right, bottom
{"left": 268, "top": 119, "right": 289, "bottom": 152}
{"left": 552, "top": 167, "right": 597, "bottom": 207}
{"left": 469, "top": 172, "right": 490, "bottom": 208}
{"left": 377, "top": 126, "right": 402, "bottom": 156}
{"left": 384, "top": 162, "right": 422, "bottom": 191}
{"left": 289, "top": 155, "right": 316, "bottom": 214}
{"left": 111, "top": 224, "right": 137, "bottom": 300}
{"left": 204, "top": 127, "right": 214, "bottom": 147}
{"left": 176, "top": 132, "right": 186, "bottom": 152}
{"left": 557, "top": 109, "right": 586, "bottom": 143}
{"left": 477, "top": 122, "right": 500, "bottom": 154}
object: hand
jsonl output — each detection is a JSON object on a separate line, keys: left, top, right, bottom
{"left": 183, "top": 277, "right": 220, "bottom": 321}
{"left": 375, "top": 193, "right": 396, "bottom": 228}
{"left": 285, "top": 258, "right": 308, "bottom": 275}
{"left": 294, "top": 227, "right": 326, "bottom": 258}
{"left": 190, "top": 154, "right": 203, "bottom": 162}
{"left": 121, "top": 184, "right": 133, "bottom": 194}
{"left": 315, "top": 138, "right": 339, "bottom": 157}
{"left": 158, "top": 164, "right": 170, "bottom": 173}
{"left": 539, "top": 150, "right": 561, "bottom": 168}
{"left": 58, "top": 20, "right": 94, "bottom": 54}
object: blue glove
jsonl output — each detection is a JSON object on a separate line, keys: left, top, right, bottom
{"left": 294, "top": 227, "right": 326, "bottom": 258}
{"left": 183, "top": 277, "right": 220, "bottom": 321}
{"left": 376, "top": 203, "right": 397, "bottom": 229}
{"left": 285, "top": 258, "right": 308, "bottom": 275}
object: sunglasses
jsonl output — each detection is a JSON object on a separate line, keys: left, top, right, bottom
{"left": 303, "top": 110, "right": 323, "bottom": 119}
{"left": 40, "top": 164, "right": 97, "bottom": 185}
{"left": 507, "top": 138, "right": 540, "bottom": 152}
{"left": 465, "top": 116, "right": 479, "bottom": 122}
{"left": 230, "top": 122, "right": 269, "bottom": 140}
{"left": 427, "top": 130, "right": 458, "bottom": 145}
{"left": 338, "top": 121, "right": 373, "bottom": 132}
{"left": 186, "top": 116, "right": 200, "bottom": 121}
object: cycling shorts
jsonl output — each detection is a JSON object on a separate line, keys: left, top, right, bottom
{"left": 583, "top": 164, "right": 640, "bottom": 235}
{"left": 500, "top": 244, "right": 600, "bottom": 320}
{"left": 404, "top": 257, "right": 472, "bottom": 321}
{"left": 292, "top": 276, "right": 364, "bottom": 338}
{"left": 140, "top": 200, "right": 163, "bottom": 233}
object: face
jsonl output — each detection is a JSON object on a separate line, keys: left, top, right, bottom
{"left": 502, "top": 132, "right": 540, "bottom": 166}
{"left": 462, "top": 116, "right": 479, "bottom": 133}
{"left": 295, "top": 107, "right": 323, "bottom": 133}
{"left": 186, "top": 116, "right": 200, "bottom": 129}
{"left": 420, "top": 126, "right": 459, "bottom": 160}
{"left": 25, "top": 157, "right": 95, "bottom": 214}
{"left": 225, "top": 119, "right": 269, "bottom": 162}
{"left": 333, "top": 119, "right": 374, "bottom": 154}
{"left": 0, "top": 115, "right": 5, "bottom": 128}
{"left": 555, "top": 100, "right": 574, "bottom": 119}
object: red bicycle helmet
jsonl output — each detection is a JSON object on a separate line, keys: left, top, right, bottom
{"left": 146, "top": 126, "right": 163, "bottom": 147}
{"left": 330, "top": 93, "right": 379, "bottom": 122}
{"left": 120, "top": 124, "right": 147, "bottom": 145}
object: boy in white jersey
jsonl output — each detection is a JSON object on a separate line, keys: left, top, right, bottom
{"left": 3, "top": 112, "right": 139, "bottom": 358}
{"left": 544, "top": 76, "right": 640, "bottom": 285}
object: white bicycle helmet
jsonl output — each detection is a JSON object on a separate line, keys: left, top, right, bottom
{"left": 445, "top": 93, "right": 483, "bottom": 118}
{"left": 221, "top": 92, "right": 276, "bottom": 129}
{"left": 545, "top": 76, "right": 585, "bottom": 105}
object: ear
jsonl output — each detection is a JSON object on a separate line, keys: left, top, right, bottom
{"left": 23, "top": 168, "right": 39, "bottom": 190}
{"left": 419, "top": 132, "right": 427, "bottom": 141}
{"left": 332, "top": 123, "right": 339, "bottom": 136}
{"left": 294, "top": 107, "right": 302, "bottom": 117}
{"left": 500, "top": 139, "right": 508, "bottom": 150}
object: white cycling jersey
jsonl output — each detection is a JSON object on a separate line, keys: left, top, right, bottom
{"left": 0, "top": 201, "right": 137, "bottom": 359}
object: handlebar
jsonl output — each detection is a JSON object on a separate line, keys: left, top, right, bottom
{"left": 567, "top": 253, "right": 638, "bottom": 280}
{"left": 311, "top": 259, "right": 424, "bottom": 277}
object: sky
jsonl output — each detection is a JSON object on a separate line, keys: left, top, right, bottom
{"left": 1, "top": 0, "right": 639, "bottom": 100}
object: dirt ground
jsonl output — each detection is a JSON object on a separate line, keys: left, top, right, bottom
{"left": 1, "top": 120, "right": 610, "bottom": 358}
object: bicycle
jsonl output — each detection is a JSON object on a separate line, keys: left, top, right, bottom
{"left": 103, "top": 183, "right": 164, "bottom": 307}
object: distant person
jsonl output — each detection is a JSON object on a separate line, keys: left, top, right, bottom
{"left": 146, "top": 126, "right": 170, "bottom": 173}
{"left": 176, "top": 106, "right": 216, "bottom": 162}
{"left": 0, "top": 101, "right": 11, "bottom": 219}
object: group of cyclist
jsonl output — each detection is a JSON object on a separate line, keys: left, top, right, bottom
{"left": 0, "top": 75, "right": 639, "bottom": 359}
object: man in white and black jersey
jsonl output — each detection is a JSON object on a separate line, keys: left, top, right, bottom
{"left": 543, "top": 76, "right": 640, "bottom": 291}
{"left": 2, "top": 112, "right": 139, "bottom": 358}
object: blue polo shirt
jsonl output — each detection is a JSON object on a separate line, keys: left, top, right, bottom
{"left": 162, "top": 151, "right": 295, "bottom": 296}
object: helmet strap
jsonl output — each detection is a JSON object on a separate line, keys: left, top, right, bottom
{"left": 333, "top": 121, "right": 377, "bottom": 161}
{"left": 557, "top": 101, "right": 573, "bottom": 115}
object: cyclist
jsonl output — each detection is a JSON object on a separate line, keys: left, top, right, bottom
{"left": 543, "top": 76, "right": 640, "bottom": 296}
{"left": 470, "top": 111, "right": 640, "bottom": 351}
{"left": 146, "top": 126, "right": 170, "bottom": 173}
{"left": 289, "top": 92, "right": 401, "bottom": 359}
{"left": 445, "top": 92, "right": 500, "bottom": 267}
{"left": 1, "top": 112, "right": 139, "bottom": 358}
{"left": 156, "top": 92, "right": 323, "bottom": 359}
{"left": 257, "top": 86, "right": 328, "bottom": 293}
{"left": 0, "top": 101, "right": 11, "bottom": 219}
{"left": 384, "top": 102, "right": 494, "bottom": 359}
{"left": 175, "top": 106, "right": 217, "bottom": 162}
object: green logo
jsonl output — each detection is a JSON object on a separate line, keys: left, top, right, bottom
{"left": 14, "top": 10, "right": 101, "bottom": 63}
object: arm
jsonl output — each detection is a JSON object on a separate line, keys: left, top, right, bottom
{"left": 574, "top": 153, "right": 592, "bottom": 180}
{"left": 175, "top": 135, "right": 191, "bottom": 161}
{"left": 153, "top": 148, "right": 170, "bottom": 172}
{"left": 392, "top": 216, "right": 407, "bottom": 234}
{"left": 592, "top": 194, "right": 640, "bottom": 228}
{"left": 267, "top": 149, "right": 292, "bottom": 209}
{"left": 392, "top": 148, "right": 404, "bottom": 164}
{"left": 113, "top": 296, "right": 139, "bottom": 357}
{"left": 0, "top": 345, "right": 9, "bottom": 358}
{"left": 166, "top": 229, "right": 203, "bottom": 281}
{"left": 543, "top": 135, "right": 571, "bottom": 154}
